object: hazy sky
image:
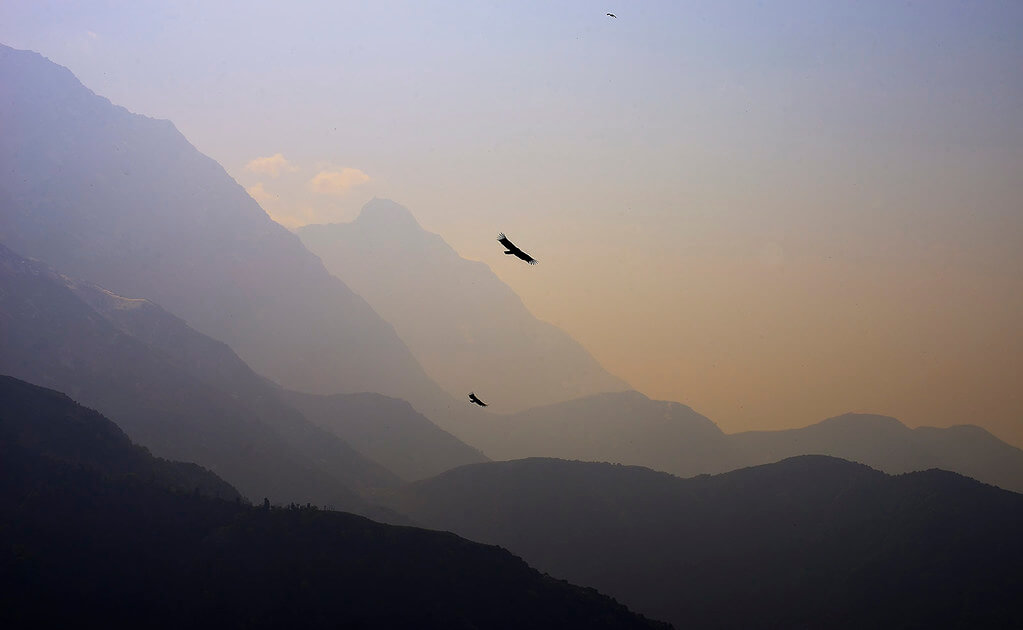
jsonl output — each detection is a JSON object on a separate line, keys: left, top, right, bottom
{"left": 3, "top": 1, "right": 1021, "bottom": 445}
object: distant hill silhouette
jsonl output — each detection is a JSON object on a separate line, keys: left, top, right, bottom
{"left": 0, "top": 377, "right": 670, "bottom": 629}
{"left": 284, "top": 390, "right": 487, "bottom": 481}
{"left": 298, "top": 199, "right": 629, "bottom": 414}
{"left": 70, "top": 275, "right": 486, "bottom": 485}
{"left": 460, "top": 390, "right": 729, "bottom": 473}
{"left": 0, "top": 44, "right": 454, "bottom": 417}
{"left": 730, "top": 412, "right": 1023, "bottom": 493}
{"left": 0, "top": 242, "right": 400, "bottom": 518}
{"left": 67, "top": 278, "right": 406, "bottom": 493}
{"left": 473, "top": 390, "right": 1023, "bottom": 493}
{"left": 385, "top": 456, "right": 1023, "bottom": 629}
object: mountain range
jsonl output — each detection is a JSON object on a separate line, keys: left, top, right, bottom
{"left": 466, "top": 390, "right": 1023, "bottom": 493}
{"left": 299, "top": 198, "right": 1023, "bottom": 492}
{"left": 0, "top": 43, "right": 452, "bottom": 417}
{"left": 0, "top": 241, "right": 389, "bottom": 515}
{"left": 0, "top": 376, "right": 668, "bottom": 629}
{"left": 2, "top": 41, "right": 1022, "bottom": 628}
{"left": 4, "top": 42, "right": 1021, "bottom": 497}
{"left": 0, "top": 242, "right": 486, "bottom": 518}
{"left": 385, "top": 455, "right": 1023, "bottom": 629}
{"left": 298, "top": 199, "right": 629, "bottom": 415}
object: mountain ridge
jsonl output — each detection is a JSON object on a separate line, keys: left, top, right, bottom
{"left": 298, "top": 197, "right": 630, "bottom": 416}
{"left": 455, "top": 389, "right": 1023, "bottom": 493}
{"left": 385, "top": 454, "right": 1023, "bottom": 629}
{"left": 0, "top": 43, "right": 456, "bottom": 420}
{"left": 0, "top": 376, "right": 670, "bottom": 629}
{"left": 0, "top": 241, "right": 402, "bottom": 518}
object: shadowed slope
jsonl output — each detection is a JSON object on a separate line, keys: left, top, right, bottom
{"left": 0, "top": 379, "right": 670, "bottom": 630}
{"left": 387, "top": 456, "right": 1023, "bottom": 629}
{"left": 0, "top": 375, "right": 240, "bottom": 501}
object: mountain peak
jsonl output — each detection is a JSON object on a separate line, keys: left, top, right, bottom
{"left": 354, "top": 198, "right": 422, "bottom": 232}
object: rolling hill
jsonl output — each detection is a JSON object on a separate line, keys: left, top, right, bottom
{"left": 0, "top": 377, "right": 669, "bottom": 629}
{"left": 386, "top": 456, "right": 1023, "bottom": 629}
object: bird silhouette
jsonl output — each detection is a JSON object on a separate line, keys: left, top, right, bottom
{"left": 468, "top": 392, "right": 488, "bottom": 407}
{"left": 497, "top": 233, "right": 538, "bottom": 265}
{"left": 607, "top": 13, "right": 617, "bottom": 18}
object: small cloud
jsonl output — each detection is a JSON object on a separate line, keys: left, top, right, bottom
{"left": 308, "top": 168, "right": 370, "bottom": 196}
{"left": 246, "top": 182, "right": 276, "bottom": 205}
{"left": 245, "top": 153, "right": 297, "bottom": 178}
{"left": 267, "top": 212, "right": 307, "bottom": 231}
{"left": 87, "top": 31, "right": 99, "bottom": 39}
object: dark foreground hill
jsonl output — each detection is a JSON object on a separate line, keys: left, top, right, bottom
{"left": 0, "top": 242, "right": 398, "bottom": 517}
{"left": 386, "top": 456, "right": 1023, "bottom": 629}
{"left": 0, "top": 377, "right": 669, "bottom": 630}
{"left": 0, "top": 375, "right": 239, "bottom": 501}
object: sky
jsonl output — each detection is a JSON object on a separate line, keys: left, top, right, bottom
{"left": 2, "top": 0, "right": 1021, "bottom": 445}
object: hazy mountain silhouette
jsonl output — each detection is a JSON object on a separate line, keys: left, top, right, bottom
{"left": 0, "top": 44, "right": 453, "bottom": 415}
{"left": 0, "top": 242, "right": 401, "bottom": 517}
{"left": 66, "top": 276, "right": 409, "bottom": 492}
{"left": 730, "top": 412, "right": 1023, "bottom": 493}
{"left": 0, "top": 375, "right": 240, "bottom": 501}
{"left": 73, "top": 279, "right": 486, "bottom": 484}
{"left": 472, "top": 390, "right": 1023, "bottom": 493}
{"left": 284, "top": 390, "right": 487, "bottom": 481}
{"left": 386, "top": 456, "right": 1023, "bottom": 629}
{"left": 298, "top": 199, "right": 629, "bottom": 414}
{"left": 460, "top": 390, "right": 730, "bottom": 474}
{"left": 0, "top": 379, "right": 670, "bottom": 629}
{"left": 295, "top": 197, "right": 1023, "bottom": 492}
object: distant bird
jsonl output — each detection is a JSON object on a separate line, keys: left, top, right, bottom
{"left": 606, "top": 12, "right": 617, "bottom": 18}
{"left": 468, "top": 392, "right": 488, "bottom": 407}
{"left": 497, "top": 233, "right": 538, "bottom": 265}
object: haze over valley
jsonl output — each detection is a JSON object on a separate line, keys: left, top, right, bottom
{"left": 1, "top": 2, "right": 1021, "bottom": 627}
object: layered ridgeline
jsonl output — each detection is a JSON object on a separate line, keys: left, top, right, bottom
{"left": 294, "top": 197, "right": 1023, "bottom": 491}
{"left": 0, "top": 375, "right": 240, "bottom": 501}
{"left": 68, "top": 269, "right": 486, "bottom": 483}
{"left": 0, "top": 377, "right": 669, "bottom": 630}
{"left": 298, "top": 199, "right": 630, "bottom": 414}
{"left": 284, "top": 390, "right": 486, "bottom": 481}
{"left": 385, "top": 456, "right": 1023, "bottom": 629}
{"left": 472, "top": 391, "right": 1023, "bottom": 494}
{"left": 0, "top": 242, "right": 400, "bottom": 516}
{"left": 0, "top": 44, "right": 454, "bottom": 417}
{"left": 2, "top": 243, "right": 483, "bottom": 521}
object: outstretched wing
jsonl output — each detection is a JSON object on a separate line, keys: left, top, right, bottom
{"left": 515, "top": 250, "right": 538, "bottom": 265}
{"left": 468, "top": 392, "right": 487, "bottom": 407}
{"left": 497, "top": 233, "right": 538, "bottom": 265}
{"left": 497, "top": 232, "right": 519, "bottom": 251}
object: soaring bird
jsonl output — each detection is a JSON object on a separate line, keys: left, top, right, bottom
{"left": 606, "top": 13, "right": 617, "bottom": 18}
{"left": 468, "top": 392, "right": 488, "bottom": 407}
{"left": 497, "top": 233, "right": 538, "bottom": 265}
